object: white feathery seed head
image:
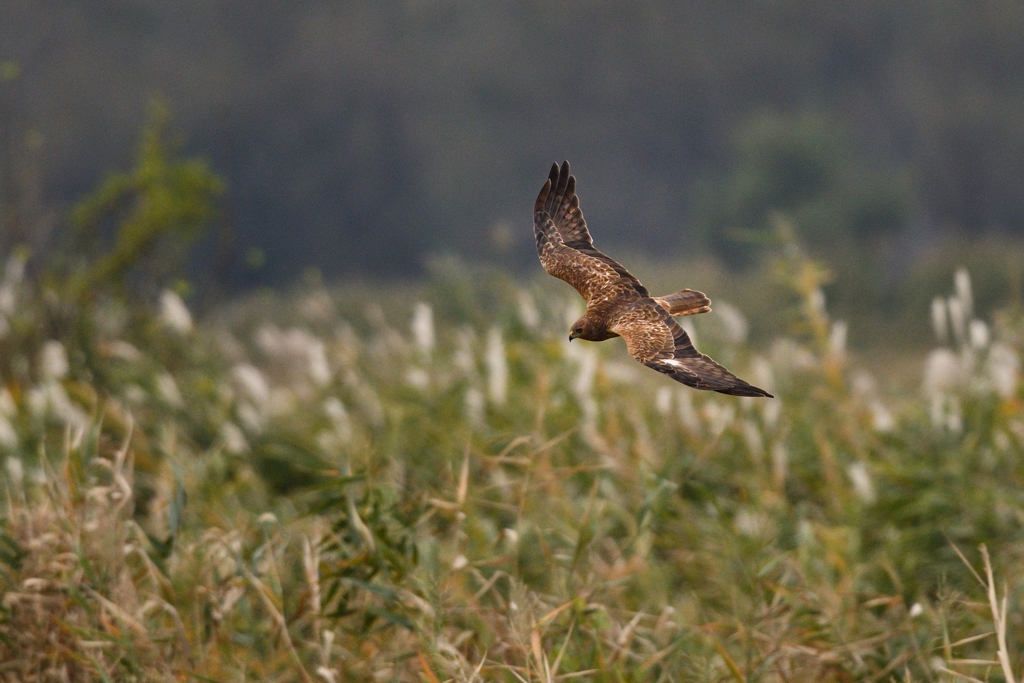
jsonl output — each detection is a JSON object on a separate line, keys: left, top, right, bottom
{"left": 716, "top": 302, "right": 748, "bottom": 345}
{"left": 573, "top": 347, "right": 598, "bottom": 399}
{"left": 233, "top": 364, "right": 270, "bottom": 407}
{"left": 809, "top": 288, "right": 826, "bottom": 317}
{"left": 4, "top": 455, "right": 23, "bottom": 485}
{"left": 307, "top": 338, "right": 331, "bottom": 386}
{"left": 160, "top": 289, "right": 194, "bottom": 334}
{"left": 741, "top": 419, "right": 764, "bottom": 460}
{"left": 954, "top": 267, "right": 973, "bottom": 321}
{"left": 771, "top": 338, "right": 817, "bottom": 374}
{"left": 256, "top": 326, "right": 332, "bottom": 387}
{"left": 749, "top": 356, "right": 775, "bottom": 397}
{"left": 761, "top": 398, "right": 782, "bottom": 431}
{"left": 930, "top": 395, "right": 963, "bottom": 432}
{"left": 987, "top": 343, "right": 1020, "bottom": 399}
{"left": 564, "top": 299, "right": 583, "bottom": 329}
{"left": 405, "top": 368, "right": 430, "bottom": 390}
{"left": 870, "top": 401, "right": 895, "bottom": 432}
{"left": 464, "top": 387, "right": 485, "bottom": 428}
{"left": 734, "top": 508, "right": 767, "bottom": 537}
{"left": 703, "top": 401, "right": 735, "bottom": 438}
{"left": 323, "top": 397, "right": 352, "bottom": 442}
{"left": 931, "top": 297, "right": 948, "bottom": 344}
{"left": 28, "top": 382, "right": 88, "bottom": 430}
{"left": 220, "top": 422, "right": 249, "bottom": 454}
{"left": 923, "top": 348, "right": 963, "bottom": 398}
{"left": 947, "top": 397, "right": 963, "bottom": 433}
{"left": 655, "top": 387, "right": 672, "bottom": 417}
{"left": 947, "top": 297, "right": 966, "bottom": 346}
{"left": 411, "top": 302, "right": 434, "bottom": 358}
{"left": 676, "top": 389, "right": 702, "bottom": 434}
{"left": 453, "top": 326, "right": 476, "bottom": 376}
{"left": 39, "top": 340, "right": 69, "bottom": 381}
{"left": 517, "top": 290, "right": 540, "bottom": 330}
{"left": 772, "top": 442, "right": 788, "bottom": 487}
{"left": 0, "top": 417, "right": 17, "bottom": 450}
{"left": 485, "top": 327, "right": 507, "bottom": 406}
{"left": 155, "top": 373, "right": 183, "bottom": 407}
{"left": 969, "top": 319, "right": 989, "bottom": 350}
{"left": 848, "top": 461, "right": 876, "bottom": 504}
{"left": 829, "top": 320, "right": 848, "bottom": 356}
{"left": 851, "top": 370, "right": 877, "bottom": 398}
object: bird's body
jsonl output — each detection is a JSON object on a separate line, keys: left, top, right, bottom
{"left": 534, "top": 161, "right": 772, "bottom": 398}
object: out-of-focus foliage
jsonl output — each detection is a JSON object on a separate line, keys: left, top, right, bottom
{"left": 2, "top": 213, "right": 1024, "bottom": 678}
{"left": 0, "top": 106, "right": 222, "bottom": 506}
{"left": 697, "top": 112, "right": 911, "bottom": 265}
{"left": 4, "top": 2, "right": 1024, "bottom": 280}
{"left": 3, "top": 17, "right": 1024, "bottom": 677}
{"left": 65, "top": 101, "right": 223, "bottom": 303}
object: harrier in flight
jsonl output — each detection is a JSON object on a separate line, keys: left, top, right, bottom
{"left": 534, "top": 161, "right": 772, "bottom": 398}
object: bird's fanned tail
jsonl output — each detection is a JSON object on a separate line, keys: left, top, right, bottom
{"left": 652, "top": 289, "right": 712, "bottom": 317}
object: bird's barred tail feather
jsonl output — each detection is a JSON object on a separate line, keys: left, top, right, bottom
{"left": 652, "top": 289, "right": 712, "bottom": 317}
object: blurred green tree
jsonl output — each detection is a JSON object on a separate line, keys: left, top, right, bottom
{"left": 696, "top": 111, "right": 911, "bottom": 267}
{"left": 63, "top": 100, "right": 224, "bottom": 303}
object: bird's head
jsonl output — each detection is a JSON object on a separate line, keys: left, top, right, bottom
{"left": 568, "top": 315, "right": 612, "bottom": 342}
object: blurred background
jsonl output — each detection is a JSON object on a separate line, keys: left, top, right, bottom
{"left": 7, "top": 5, "right": 1024, "bottom": 678}
{"left": 4, "top": 2, "right": 1024, "bottom": 341}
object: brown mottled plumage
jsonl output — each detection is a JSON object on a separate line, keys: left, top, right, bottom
{"left": 534, "top": 161, "right": 773, "bottom": 398}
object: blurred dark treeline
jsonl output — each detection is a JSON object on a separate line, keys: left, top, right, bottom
{"left": 3, "top": 1, "right": 1024, "bottom": 288}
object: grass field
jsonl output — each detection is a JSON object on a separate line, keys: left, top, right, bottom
{"left": 1, "top": 241, "right": 1024, "bottom": 682}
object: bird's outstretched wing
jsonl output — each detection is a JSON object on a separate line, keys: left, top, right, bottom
{"left": 534, "top": 211, "right": 638, "bottom": 306}
{"left": 534, "top": 161, "right": 649, "bottom": 303}
{"left": 610, "top": 301, "right": 773, "bottom": 398}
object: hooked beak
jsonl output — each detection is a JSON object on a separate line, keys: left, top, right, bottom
{"left": 568, "top": 331, "right": 576, "bottom": 342}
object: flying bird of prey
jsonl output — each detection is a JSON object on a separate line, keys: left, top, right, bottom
{"left": 534, "top": 161, "right": 773, "bottom": 398}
